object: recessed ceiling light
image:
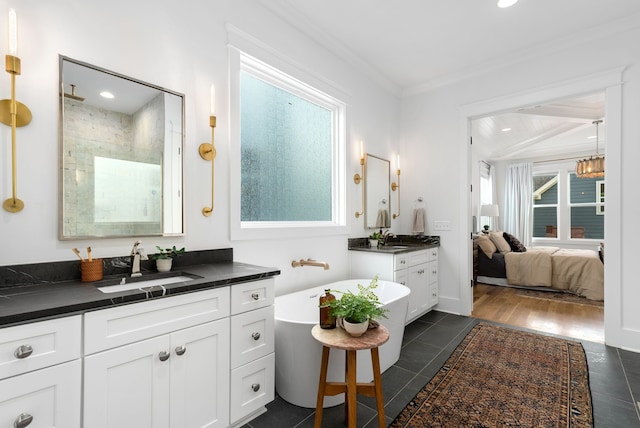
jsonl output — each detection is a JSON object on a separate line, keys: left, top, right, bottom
{"left": 100, "top": 91, "right": 114, "bottom": 99}
{"left": 501, "top": 127, "right": 512, "bottom": 132}
{"left": 497, "top": 0, "right": 519, "bottom": 7}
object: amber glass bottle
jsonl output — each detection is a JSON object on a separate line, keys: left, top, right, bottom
{"left": 319, "top": 289, "right": 336, "bottom": 329}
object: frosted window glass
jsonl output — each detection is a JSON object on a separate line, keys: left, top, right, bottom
{"left": 240, "top": 72, "right": 332, "bottom": 221}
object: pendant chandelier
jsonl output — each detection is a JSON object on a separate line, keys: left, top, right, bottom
{"left": 575, "top": 119, "right": 605, "bottom": 178}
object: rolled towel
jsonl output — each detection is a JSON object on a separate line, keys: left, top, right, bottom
{"left": 412, "top": 208, "right": 425, "bottom": 234}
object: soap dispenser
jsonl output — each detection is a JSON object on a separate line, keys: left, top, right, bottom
{"left": 319, "top": 289, "right": 336, "bottom": 329}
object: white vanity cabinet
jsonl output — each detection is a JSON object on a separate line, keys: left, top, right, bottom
{"left": 82, "top": 278, "right": 276, "bottom": 428}
{"left": 350, "top": 247, "right": 439, "bottom": 324}
{"left": 83, "top": 286, "right": 232, "bottom": 428}
{"left": 0, "top": 316, "right": 82, "bottom": 428}
{"left": 229, "top": 279, "right": 275, "bottom": 426}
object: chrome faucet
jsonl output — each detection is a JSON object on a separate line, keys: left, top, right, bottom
{"left": 130, "top": 240, "right": 148, "bottom": 277}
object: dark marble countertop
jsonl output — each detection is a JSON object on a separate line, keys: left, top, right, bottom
{"left": 0, "top": 249, "right": 280, "bottom": 327}
{"left": 348, "top": 235, "right": 440, "bottom": 254}
{"left": 348, "top": 243, "right": 439, "bottom": 254}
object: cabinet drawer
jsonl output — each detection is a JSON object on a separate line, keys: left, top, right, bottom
{"left": 231, "top": 306, "right": 274, "bottom": 369}
{"left": 427, "top": 247, "right": 438, "bottom": 261}
{"left": 0, "top": 315, "right": 81, "bottom": 380}
{"left": 427, "top": 260, "right": 438, "bottom": 284}
{"left": 84, "top": 287, "right": 230, "bottom": 354}
{"left": 231, "top": 278, "right": 274, "bottom": 315}
{"left": 230, "top": 353, "right": 275, "bottom": 424}
{"left": 0, "top": 359, "right": 81, "bottom": 428}
{"left": 395, "top": 250, "right": 428, "bottom": 270}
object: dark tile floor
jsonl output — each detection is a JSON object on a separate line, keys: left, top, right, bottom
{"left": 244, "top": 311, "right": 640, "bottom": 428}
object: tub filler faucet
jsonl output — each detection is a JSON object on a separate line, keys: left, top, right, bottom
{"left": 130, "top": 240, "right": 148, "bottom": 277}
{"left": 291, "top": 259, "right": 330, "bottom": 270}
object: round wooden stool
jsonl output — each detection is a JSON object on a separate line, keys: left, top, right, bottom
{"left": 311, "top": 323, "right": 389, "bottom": 428}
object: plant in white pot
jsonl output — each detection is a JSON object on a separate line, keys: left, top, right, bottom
{"left": 369, "top": 231, "right": 383, "bottom": 248}
{"left": 320, "top": 276, "right": 388, "bottom": 337}
{"left": 150, "top": 246, "right": 185, "bottom": 272}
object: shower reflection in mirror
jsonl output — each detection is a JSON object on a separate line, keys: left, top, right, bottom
{"left": 59, "top": 56, "right": 184, "bottom": 239}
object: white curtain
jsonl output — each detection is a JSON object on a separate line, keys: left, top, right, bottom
{"left": 478, "top": 161, "right": 497, "bottom": 229}
{"left": 504, "top": 162, "right": 533, "bottom": 247}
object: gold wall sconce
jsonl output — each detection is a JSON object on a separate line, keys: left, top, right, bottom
{"left": 199, "top": 85, "right": 216, "bottom": 217}
{"left": 0, "top": 9, "right": 32, "bottom": 213}
{"left": 391, "top": 155, "right": 400, "bottom": 219}
{"left": 354, "top": 141, "right": 364, "bottom": 218}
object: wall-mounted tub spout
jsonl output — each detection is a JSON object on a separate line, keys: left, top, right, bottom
{"left": 291, "top": 259, "right": 330, "bottom": 270}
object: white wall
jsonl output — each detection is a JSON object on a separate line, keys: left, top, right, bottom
{"left": 400, "top": 25, "right": 640, "bottom": 351}
{"left": 0, "top": 1, "right": 399, "bottom": 297}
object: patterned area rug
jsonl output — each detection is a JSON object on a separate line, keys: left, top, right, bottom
{"left": 390, "top": 323, "right": 593, "bottom": 428}
{"left": 514, "top": 288, "right": 604, "bottom": 307}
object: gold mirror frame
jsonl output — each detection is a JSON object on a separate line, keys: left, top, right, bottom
{"left": 364, "top": 154, "right": 391, "bottom": 229}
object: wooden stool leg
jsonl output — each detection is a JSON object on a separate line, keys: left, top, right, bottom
{"left": 314, "top": 346, "right": 331, "bottom": 428}
{"left": 346, "top": 349, "right": 357, "bottom": 428}
{"left": 371, "top": 347, "right": 386, "bottom": 428}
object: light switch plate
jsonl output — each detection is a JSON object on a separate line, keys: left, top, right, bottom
{"left": 434, "top": 221, "right": 451, "bottom": 231}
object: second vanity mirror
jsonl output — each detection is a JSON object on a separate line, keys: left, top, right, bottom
{"left": 59, "top": 56, "right": 184, "bottom": 239}
{"left": 364, "top": 154, "right": 391, "bottom": 229}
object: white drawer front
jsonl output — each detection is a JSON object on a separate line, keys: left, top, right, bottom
{"left": 427, "top": 261, "right": 438, "bottom": 284}
{"left": 230, "top": 353, "right": 275, "bottom": 424}
{"left": 0, "top": 359, "right": 81, "bottom": 428}
{"left": 231, "top": 278, "right": 274, "bottom": 315}
{"left": 84, "top": 287, "right": 230, "bottom": 354}
{"left": 395, "top": 250, "right": 428, "bottom": 270}
{"left": 394, "top": 254, "right": 408, "bottom": 270}
{"left": 0, "top": 315, "right": 81, "bottom": 380}
{"left": 231, "top": 306, "right": 274, "bottom": 369}
{"left": 427, "top": 247, "right": 438, "bottom": 261}
{"left": 408, "top": 250, "right": 429, "bottom": 266}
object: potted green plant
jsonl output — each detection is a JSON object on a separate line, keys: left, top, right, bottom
{"left": 369, "top": 231, "right": 383, "bottom": 248}
{"left": 150, "top": 246, "right": 185, "bottom": 272}
{"left": 321, "top": 276, "right": 388, "bottom": 337}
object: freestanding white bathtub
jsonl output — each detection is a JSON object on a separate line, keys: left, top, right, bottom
{"left": 274, "top": 279, "right": 410, "bottom": 408}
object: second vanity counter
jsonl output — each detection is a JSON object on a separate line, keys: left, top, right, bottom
{"left": 0, "top": 249, "right": 280, "bottom": 327}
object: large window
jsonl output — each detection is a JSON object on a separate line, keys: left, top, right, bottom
{"left": 229, "top": 48, "right": 347, "bottom": 239}
{"left": 533, "top": 174, "right": 558, "bottom": 238}
{"left": 568, "top": 173, "right": 604, "bottom": 239}
{"left": 532, "top": 168, "right": 604, "bottom": 240}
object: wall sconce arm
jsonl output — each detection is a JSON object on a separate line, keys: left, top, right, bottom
{"left": 199, "top": 115, "right": 216, "bottom": 216}
{"left": 1, "top": 54, "right": 32, "bottom": 213}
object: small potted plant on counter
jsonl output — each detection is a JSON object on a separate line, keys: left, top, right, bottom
{"left": 151, "top": 246, "right": 185, "bottom": 272}
{"left": 321, "top": 276, "right": 388, "bottom": 337}
{"left": 369, "top": 231, "right": 383, "bottom": 248}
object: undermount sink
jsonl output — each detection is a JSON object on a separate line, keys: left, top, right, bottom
{"left": 378, "top": 245, "right": 410, "bottom": 250}
{"left": 96, "top": 274, "right": 199, "bottom": 294}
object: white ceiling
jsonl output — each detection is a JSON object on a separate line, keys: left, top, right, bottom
{"left": 259, "top": 0, "right": 640, "bottom": 160}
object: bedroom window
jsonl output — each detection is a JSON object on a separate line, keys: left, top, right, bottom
{"left": 568, "top": 173, "right": 604, "bottom": 239}
{"left": 532, "top": 174, "right": 558, "bottom": 238}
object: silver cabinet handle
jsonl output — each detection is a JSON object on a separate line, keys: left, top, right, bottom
{"left": 251, "top": 292, "right": 260, "bottom": 300}
{"left": 175, "top": 345, "right": 186, "bottom": 356}
{"left": 14, "top": 345, "right": 33, "bottom": 359}
{"left": 14, "top": 413, "right": 33, "bottom": 428}
{"left": 158, "top": 351, "right": 170, "bottom": 361}
{"left": 251, "top": 383, "right": 260, "bottom": 392}
{"left": 251, "top": 332, "right": 261, "bottom": 341}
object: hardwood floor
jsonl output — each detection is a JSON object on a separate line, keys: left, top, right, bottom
{"left": 472, "top": 283, "right": 604, "bottom": 343}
